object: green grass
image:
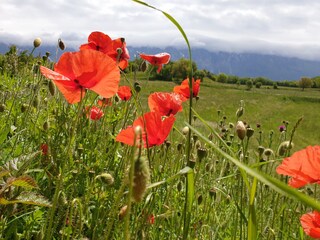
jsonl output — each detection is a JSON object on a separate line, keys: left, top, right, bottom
{"left": 134, "top": 75, "right": 319, "bottom": 150}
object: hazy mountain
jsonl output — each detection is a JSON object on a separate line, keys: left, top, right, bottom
{"left": 1, "top": 42, "right": 320, "bottom": 81}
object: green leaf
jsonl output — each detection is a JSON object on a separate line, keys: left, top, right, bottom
{"left": 0, "top": 192, "right": 51, "bottom": 207}
{"left": 7, "top": 175, "right": 38, "bottom": 189}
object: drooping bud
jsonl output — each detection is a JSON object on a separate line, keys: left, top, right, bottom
{"left": 33, "top": 38, "right": 42, "bottom": 48}
{"left": 236, "top": 121, "right": 246, "bottom": 140}
{"left": 197, "top": 147, "right": 207, "bottom": 162}
{"left": 246, "top": 127, "right": 254, "bottom": 138}
{"left": 263, "top": 148, "right": 273, "bottom": 157}
{"left": 236, "top": 107, "right": 244, "bottom": 118}
{"left": 97, "top": 173, "right": 114, "bottom": 186}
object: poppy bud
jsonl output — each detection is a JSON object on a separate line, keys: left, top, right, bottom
{"left": 277, "top": 141, "right": 294, "bottom": 156}
{"left": 236, "top": 121, "right": 246, "bottom": 140}
{"left": 182, "top": 126, "right": 189, "bottom": 135}
{"left": 134, "top": 82, "right": 141, "bottom": 93}
{"left": 132, "top": 156, "right": 150, "bottom": 202}
{"left": 0, "top": 103, "right": 5, "bottom": 112}
{"left": 48, "top": 80, "right": 56, "bottom": 96}
{"left": 43, "top": 121, "right": 49, "bottom": 131}
{"left": 33, "top": 38, "right": 42, "bottom": 48}
{"left": 209, "top": 188, "right": 216, "bottom": 199}
{"left": 45, "top": 52, "right": 50, "bottom": 57}
{"left": 236, "top": 107, "right": 244, "bottom": 118}
{"left": 119, "top": 205, "right": 128, "bottom": 220}
{"left": 177, "top": 181, "right": 182, "bottom": 191}
{"left": 197, "top": 147, "right": 207, "bottom": 162}
{"left": 258, "top": 146, "right": 265, "bottom": 155}
{"left": 32, "top": 95, "right": 40, "bottom": 108}
{"left": 42, "top": 55, "right": 48, "bottom": 61}
{"left": 140, "top": 61, "right": 147, "bottom": 72}
{"left": 263, "top": 148, "right": 273, "bottom": 157}
{"left": 246, "top": 127, "right": 254, "bottom": 138}
{"left": 197, "top": 194, "right": 203, "bottom": 205}
{"left": 21, "top": 104, "right": 29, "bottom": 113}
{"left": 58, "top": 38, "right": 66, "bottom": 50}
{"left": 97, "top": 173, "right": 114, "bottom": 186}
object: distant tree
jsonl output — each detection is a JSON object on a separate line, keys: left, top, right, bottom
{"left": 255, "top": 82, "right": 262, "bottom": 88}
{"left": 171, "top": 58, "right": 197, "bottom": 81}
{"left": 246, "top": 79, "right": 253, "bottom": 90}
{"left": 298, "top": 77, "right": 312, "bottom": 91}
{"left": 227, "top": 75, "right": 239, "bottom": 84}
{"left": 194, "top": 70, "right": 206, "bottom": 81}
{"left": 217, "top": 73, "right": 227, "bottom": 83}
{"left": 312, "top": 76, "right": 320, "bottom": 88}
{"left": 273, "top": 82, "right": 278, "bottom": 89}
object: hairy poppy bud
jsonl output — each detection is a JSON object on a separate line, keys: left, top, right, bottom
{"left": 21, "top": 104, "right": 29, "bottom": 113}
{"left": 119, "top": 205, "right": 128, "bottom": 220}
{"left": 140, "top": 61, "right": 147, "bottom": 72}
{"left": 43, "top": 121, "right": 49, "bottom": 131}
{"left": 263, "top": 148, "right": 273, "bottom": 157}
{"left": 58, "top": 38, "right": 66, "bottom": 50}
{"left": 45, "top": 51, "right": 50, "bottom": 57}
{"left": 197, "top": 147, "right": 207, "bottom": 162}
{"left": 134, "top": 82, "right": 141, "bottom": 93}
{"left": 132, "top": 156, "right": 150, "bottom": 202}
{"left": 49, "top": 80, "right": 56, "bottom": 96}
{"left": 33, "top": 38, "right": 42, "bottom": 48}
{"left": 236, "top": 121, "right": 246, "bottom": 140}
{"left": 97, "top": 173, "right": 114, "bottom": 186}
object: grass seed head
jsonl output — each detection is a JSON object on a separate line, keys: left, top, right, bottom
{"left": 132, "top": 156, "right": 150, "bottom": 202}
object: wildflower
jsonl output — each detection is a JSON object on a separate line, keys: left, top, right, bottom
{"left": 148, "top": 92, "right": 183, "bottom": 116}
{"left": 40, "top": 49, "right": 120, "bottom": 104}
{"left": 116, "top": 111, "right": 175, "bottom": 148}
{"left": 279, "top": 125, "right": 286, "bottom": 132}
{"left": 300, "top": 211, "right": 320, "bottom": 238}
{"left": 173, "top": 78, "right": 201, "bottom": 101}
{"left": 276, "top": 145, "right": 320, "bottom": 188}
{"left": 40, "top": 143, "right": 48, "bottom": 156}
{"left": 86, "top": 106, "right": 104, "bottom": 120}
{"left": 117, "top": 86, "right": 132, "bottom": 101}
{"left": 97, "top": 97, "right": 112, "bottom": 107}
{"left": 148, "top": 214, "right": 155, "bottom": 225}
{"left": 139, "top": 52, "right": 171, "bottom": 73}
{"left": 80, "top": 32, "right": 130, "bottom": 70}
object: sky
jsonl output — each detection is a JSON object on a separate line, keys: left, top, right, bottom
{"left": 1, "top": 0, "right": 320, "bottom": 60}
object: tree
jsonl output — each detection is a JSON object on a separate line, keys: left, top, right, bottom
{"left": 246, "top": 79, "right": 253, "bottom": 90}
{"left": 217, "top": 73, "right": 227, "bottom": 83}
{"left": 171, "top": 58, "right": 197, "bottom": 81}
{"left": 298, "top": 77, "right": 312, "bottom": 91}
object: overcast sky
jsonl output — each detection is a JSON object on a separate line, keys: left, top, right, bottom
{"left": 1, "top": 0, "right": 320, "bottom": 60}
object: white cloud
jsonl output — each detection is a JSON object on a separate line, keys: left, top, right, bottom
{"left": 1, "top": 0, "right": 320, "bottom": 60}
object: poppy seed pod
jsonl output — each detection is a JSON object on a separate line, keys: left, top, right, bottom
{"left": 132, "top": 156, "right": 150, "bottom": 202}
{"left": 236, "top": 121, "right": 246, "bottom": 140}
{"left": 33, "top": 38, "right": 42, "bottom": 48}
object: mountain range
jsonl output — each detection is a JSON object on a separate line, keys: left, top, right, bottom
{"left": 1, "top": 42, "right": 320, "bottom": 81}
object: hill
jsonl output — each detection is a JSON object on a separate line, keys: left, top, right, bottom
{"left": 1, "top": 42, "right": 320, "bottom": 81}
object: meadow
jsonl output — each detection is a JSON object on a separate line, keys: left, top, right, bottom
{"left": 0, "top": 1, "right": 320, "bottom": 239}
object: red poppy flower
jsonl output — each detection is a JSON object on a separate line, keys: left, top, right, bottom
{"left": 117, "top": 86, "right": 132, "bottom": 101}
{"left": 80, "top": 31, "right": 113, "bottom": 54}
{"left": 139, "top": 53, "right": 171, "bottom": 73}
{"left": 86, "top": 106, "right": 104, "bottom": 120}
{"left": 173, "top": 78, "right": 201, "bottom": 101}
{"left": 40, "top": 49, "right": 120, "bottom": 104}
{"left": 110, "top": 38, "right": 130, "bottom": 70}
{"left": 148, "top": 92, "right": 183, "bottom": 116}
{"left": 116, "top": 111, "right": 175, "bottom": 148}
{"left": 148, "top": 214, "right": 155, "bottom": 225}
{"left": 300, "top": 211, "right": 320, "bottom": 238}
{"left": 276, "top": 145, "right": 320, "bottom": 188}
{"left": 80, "top": 32, "right": 130, "bottom": 70}
{"left": 40, "top": 143, "right": 48, "bottom": 156}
